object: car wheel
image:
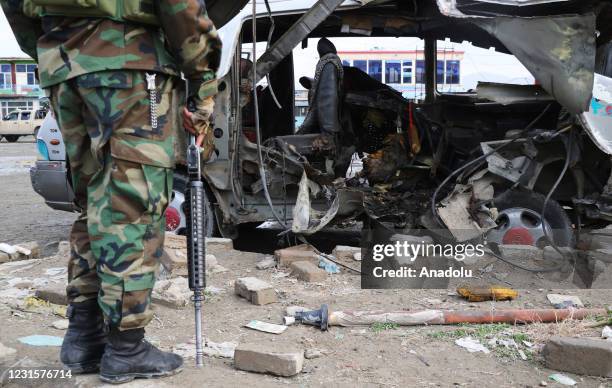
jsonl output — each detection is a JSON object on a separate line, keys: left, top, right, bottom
{"left": 5, "top": 135, "right": 19, "bottom": 143}
{"left": 486, "top": 189, "right": 574, "bottom": 247}
{"left": 165, "top": 172, "right": 217, "bottom": 237}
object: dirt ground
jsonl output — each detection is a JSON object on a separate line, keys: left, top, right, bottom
{"left": 0, "top": 139, "right": 611, "bottom": 388}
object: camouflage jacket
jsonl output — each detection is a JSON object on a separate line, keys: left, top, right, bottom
{"left": 0, "top": 0, "right": 222, "bottom": 101}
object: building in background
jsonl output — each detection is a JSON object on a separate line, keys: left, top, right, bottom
{"left": 338, "top": 49, "right": 464, "bottom": 99}
{"left": 0, "top": 57, "right": 44, "bottom": 117}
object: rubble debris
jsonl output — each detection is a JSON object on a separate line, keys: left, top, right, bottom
{"left": 318, "top": 257, "right": 340, "bottom": 274}
{"left": 304, "top": 348, "right": 325, "bottom": 359}
{"left": 256, "top": 256, "right": 276, "bottom": 270}
{"left": 34, "top": 283, "right": 67, "bottom": 305}
{"left": 546, "top": 294, "right": 584, "bottom": 309}
{"left": 543, "top": 336, "right": 612, "bottom": 377}
{"left": 51, "top": 319, "right": 69, "bottom": 330}
{"left": 0, "top": 342, "right": 17, "bottom": 361}
{"left": 206, "top": 237, "right": 234, "bottom": 252}
{"left": 275, "top": 244, "right": 319, "bottom": 267}
{"left": 408, "top": 349, "right": 430, "bottom": 366}
{"left": 152, "top": 277, "right": 192, "bottom": 308}
{"left": 548, "top": 373, "right": 577, "bottom": 386}
{"left": 234, "top": 343, "right": 304, "bottom": 377}
{"left": 455, "top": 337, "right": 490, "bottom": 354}
{"left": 290, "top": 261, "right": 327, "bottom": 282}
{"left": 245, "top": 320, "right": 288, "bottom": 334}
{"left": 162, "top": 238, "right": 221, "bottom": 277}
{"left": 234, "top": 277, "right": 277, "bottom": 305}
{"left": 498, "top": 244, "right": 543, "bottom": 261}
{"left": 332, "top": 246, "right": 361, "bottom": 261}
{"left": 13, "top": 242, "right": 40, "bottom": 261}
{"left": 456, "top": 285, "right": 518, "bottom": 302}
{"left": 18, "top": 335, "right": 63, "bottom": 347}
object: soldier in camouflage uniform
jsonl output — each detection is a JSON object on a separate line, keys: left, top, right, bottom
{"left": 1, "top": 0, "right": 221, "bottom": 383}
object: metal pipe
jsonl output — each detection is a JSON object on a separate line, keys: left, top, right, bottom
{"left": 424, "top": 37, "right": 436, "bottom": 103}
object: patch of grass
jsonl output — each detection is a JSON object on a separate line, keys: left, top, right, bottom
{"left": 512, "top": 333, "right": 530, "bottom": 343}
{"left": 427, "top": 323, "right": 510, "bottom": 341}
{"left": 371, "top": 322, "right": 399, "bottom": 333}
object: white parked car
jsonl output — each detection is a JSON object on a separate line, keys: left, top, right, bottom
{"left": 0, "top": 108, "right": 47, "bottom": 142}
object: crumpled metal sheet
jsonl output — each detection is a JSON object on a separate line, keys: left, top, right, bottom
{"left": 436, "top": 0, "right": 572, "bottom": 18}
{"left": 474, "top": 13, "right": 596, "bottom": 114}
{"left": 579, "top": 73, "right": 612, "bottom": 155}
{"left": 291, "top": 172, "right": 364, "bottom": 235}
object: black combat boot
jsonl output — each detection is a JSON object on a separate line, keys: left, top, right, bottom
{"left": 60, "top": 299, "right": 108, "bottom": 373}
{"left": 99, "top": 327, "right": 183, "bottom": 384}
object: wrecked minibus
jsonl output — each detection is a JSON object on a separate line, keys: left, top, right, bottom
{"left": 184, "top": 0, "right": 612, "bottom": 250}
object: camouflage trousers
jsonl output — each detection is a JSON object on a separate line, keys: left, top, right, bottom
{"left": 49, "top": 70, "right": 177, "bottom": 330}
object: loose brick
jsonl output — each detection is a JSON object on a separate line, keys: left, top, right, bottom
{"left": 152, "top": 277, "right": 191, "bottom": 309}
{"left": 161, "top": 246, "right": 217, "bottom": 278}
{"left": 206, "top": 237, "right": 234, "bottom": 252}
{"left": 164, "top": 232, "right": 186, "bottom": 250}
{"left": 290, "top": 261, "right": 327, "bottom": 282}
{"left": 332, "top": 245, "right": 361, "bottom": 261}
{"left": 234, "top": 277, "right": 277, "bottom": 305}
{"left": 543, "top": 336, "right": 612, "bottom": 377}
{"left": 275, "top": 244, "right": 318, "bottom": 267}
{"left": 0, "top": 252, "right": 9, "bottom": 264}
{"left": 234, "top": 343, "right": 303, "bottom": 376}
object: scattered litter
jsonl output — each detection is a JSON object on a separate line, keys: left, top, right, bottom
{"left": 18, "top": 335, "right": 63, "bottom": 347}
{"left": 318, "top": 257, "right": 340, "bottom": 274}
{"left": 518, "top": 349, "right": 527, "bottom": 360}
{"left": 13, "top": 245, "right": 31, "bottom": 256}
{"left": 353, "top": 252, "right": 361, "bottom": 261}
{"left": 488, "top": 337, "right": 518, "bottom": 349}
{"left": 283, "top": 316, "right": 296, "bottom": 326}
{"left": 335, "top": 333, "right": 344, "bottom": 340}
{"left": 244, "top": 320, "right": 287, "bottom": 334}
{"left": 603, "top": 326, "right": 612, "bottom": 340}
{"left": 205, "top": 286, "right": 224, "bottom": 295}
{"left": 457, "top": 285, "right": 518, "bottom": 302}
{"left": 548, "top": 373, "right": 576, "bottom": 386}
{"left": 45, "top": 268, "right": 67, "bottom": 277}
{"left": 409, "top": 349, "right": 430, "bottom": 366}
{"left": 51, "top": 319, "right": 69, "bottom": 330}
{"left": 271, "top": 272, "right": 290, "bottom": 279}
{"left": 455, "top": 337, "right": 490, "bottom": 354}
{"left": 539, "top": 382, "right": 548, "bottom": 387}
{"left": 546, "top": 294, "right": 584, "bottom": 309}
{"left": 0, "top": 243, "right": 17, "bottom": 255}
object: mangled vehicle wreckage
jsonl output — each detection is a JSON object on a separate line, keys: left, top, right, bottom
{"left": 180, "top": 0, "right": 612, "bottom": 256}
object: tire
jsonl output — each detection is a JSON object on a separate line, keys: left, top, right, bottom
{"left": 489, "top": 189, "right": 574, "bottom": 247}
{"left": 5, "top": 135, "right": 19, "bottom": 143}
{"left": 172, "top": 172, "right": 217, "bottom": 237}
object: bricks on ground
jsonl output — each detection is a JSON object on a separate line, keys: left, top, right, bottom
{"left": 275, "top": 244, "right": 318, "bottom": 267}
{"left": 234, "top": 343, "right": 304, "bottom": 377}
{"left": 290, "top": 261, "right": 327, "bottom": 282}
{"left": 234, "top": 277, "right": 277, "bottom": 305}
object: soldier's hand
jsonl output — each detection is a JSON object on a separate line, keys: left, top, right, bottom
{"left": 182, "top": 96, "right": 215, "bottom": 147}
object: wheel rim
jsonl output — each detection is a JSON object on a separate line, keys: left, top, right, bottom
{"left": 486, "top": 207, "right": 553, "bottom": 246}
{"left": 165, "top": 190, "right": 186, "bottom": 233}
